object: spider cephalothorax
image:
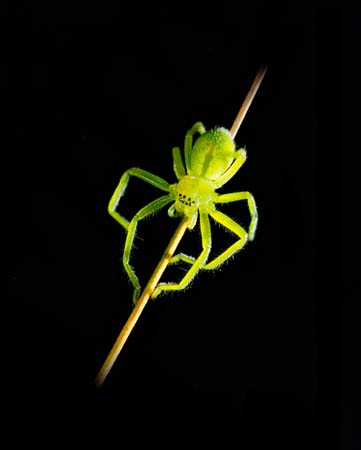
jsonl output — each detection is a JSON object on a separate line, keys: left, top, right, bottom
{"left": 108, "top": 122, "right": 257, "bottom": 302}
{"left": 168, "top": 175, "right": 214, "bottom": 228}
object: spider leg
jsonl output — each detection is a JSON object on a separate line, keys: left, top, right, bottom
{"left": 184, "top": 122, "right": 206, "bottom": 173}
{"left": 169, "top": 190, "right": 257, "bottom": 270}
{"left": 124, "top": 195, "right": 174, "bottom": 303}
{"left": 203, "top": 209, "right": 248, "bottom": 270}
{"left": 108, "top": 167, "right": 174, "bottom": 302}
{"left": 168, "top": 253, "right": 196, "bottom": 265}
{"left": 108, "top": 167, "right": 171, "bottom": 230}
{"left": 215, "top": 191, "right": 258, "bottom": 240}
{"left": 152, "top": 210, "right": 211, "bottom": 298}
{"left": 172, "top": 147, "right": 186, "bottom": 180}
{"left": 213, "top": 148, "right": 247, "bottom": 188}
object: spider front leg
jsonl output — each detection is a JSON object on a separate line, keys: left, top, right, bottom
{"left": 215, "top": 191, "right": 258, "bottom": 240}
{"left": 203, "top": 209, "right": 248, "bottom": 270}
{"left": 201, "top": 191, "right": 258, "bottom": 270}
{"left": 152, "top": 210, "right": 211, "bottom": 298}
{"left": 167, "top": 191, "right": 257, "bottom": 269}
{"left": 108, "top": 167, "right": 173, "bottom": 302}
{"left": 123, "top": 195, "right": 174, "bottom": 303}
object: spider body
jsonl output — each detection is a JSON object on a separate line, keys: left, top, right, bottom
{"left": 190, "top": 127, "right": 236, "bottom": 179}
{"left": 108, "top": 121, "right": 258, "bottom": 302}
{"left": 171, "top": 175, "right": 213, "bottom": 221}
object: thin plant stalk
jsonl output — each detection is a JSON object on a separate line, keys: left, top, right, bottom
{"left": 95, "top": 217, "right": 190, "bottom": 387}
{"left": 95, "top": 65, "right": 267, "bottom": 387}
{"left": 230, "top": 65, "right": 268, "bottom": 138}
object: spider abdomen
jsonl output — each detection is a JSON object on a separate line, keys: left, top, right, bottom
{"left": 190, "top": 127, "right": 236, "bottom": 180}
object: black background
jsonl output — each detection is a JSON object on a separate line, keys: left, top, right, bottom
{"left": 7, "top": 2, "right": 359, "bottom": 448}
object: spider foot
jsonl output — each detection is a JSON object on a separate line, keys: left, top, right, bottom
{"left": 132, "top": 286, "right": 141, "bottom": 305}
{"left": 151, "top": 282, "right": 175, "bottom": 300}
{"left": 248, "top": 217, "right": 258, "bottom": 241}
{"left": 151, "top": 285, "right": 162, "bottom": 300}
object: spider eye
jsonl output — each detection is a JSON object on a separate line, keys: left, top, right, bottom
{"left": 177, "top": 192, "right": 195, "bottom": 206}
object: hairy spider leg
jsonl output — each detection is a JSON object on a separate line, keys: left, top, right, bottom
{"left": 172, "top": 147, "right": 186, "bottom": 180}
{"left": 213, "top": 148, "right": 247, "bottom": 188}
{"left": 108, "top": 167, "right": 174, "bottom": 302}
{"left": 124, "top": 195, "right": 174, "bottom": 302}
{"left": 184, "top": 122, "right": 206, "bottom": 173}
{"left": 203, "top": 209, "right": 248, "bottom": 270}
{"left": 108, "top": 167, "right": 171, "bottom": 230}
{"left": 215, "top": 191, "right": 258, "bottom": 240}
{"left": 168, "top": 210, "right": 248, "bottom": 271}
{"left": 151, "top": 210, "right": 211, "bottom": 298}
{"left": 167, "top": 191, "right": 256, "bottom": 268}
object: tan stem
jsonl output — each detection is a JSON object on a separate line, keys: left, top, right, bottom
{"left": 95, "top": 217, "right": 190, "bottom": 387}
{"left": 230, "top": 65, "right": 268, "bottom": 139}
{"left": 95, "top": 65, "right": 267, "bottom": 387}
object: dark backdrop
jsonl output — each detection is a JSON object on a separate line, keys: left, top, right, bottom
{"left": 7, "top": 3, "right": 356, "bottom": 448}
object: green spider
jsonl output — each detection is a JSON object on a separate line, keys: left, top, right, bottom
{"left": 108, "top": 121, "right": 258, "bottom": 302}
